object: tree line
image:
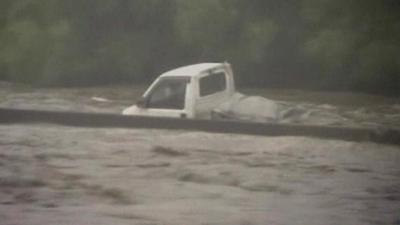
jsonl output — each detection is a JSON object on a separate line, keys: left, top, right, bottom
{"left": 0, "top": 0, "right": 399, "bottom": 95}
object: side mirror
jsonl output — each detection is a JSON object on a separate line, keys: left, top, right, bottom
{"left": 136, "top": 97, "right": 147, "bottom": 108}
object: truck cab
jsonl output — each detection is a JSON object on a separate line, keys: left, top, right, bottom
{"left": 122, "top": 62, "right": 235, "bottom": 119}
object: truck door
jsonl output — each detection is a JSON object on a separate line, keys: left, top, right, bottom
{"left": 139, "top": 77, "right": 190, "bottom": 118}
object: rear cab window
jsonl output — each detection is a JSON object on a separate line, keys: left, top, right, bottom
{"left": 199, "top": 72, "right": 227, "bottom": 97}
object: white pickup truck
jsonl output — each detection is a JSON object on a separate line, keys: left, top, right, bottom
{"left": 123, "top": 62, "right": 279, "bottom": 121}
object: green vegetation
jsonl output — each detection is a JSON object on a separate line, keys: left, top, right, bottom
{"left": 0, "top": 0, "right": 399, "bottom": 95}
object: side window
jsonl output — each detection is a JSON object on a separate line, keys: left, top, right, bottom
{"left": 199, "top": 72, "right": 226, "bottom": 97}
{"left": 147, "top": 79, "right": 187, "bottom": 109}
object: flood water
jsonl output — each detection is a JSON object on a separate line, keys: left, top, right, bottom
{"left": 1, "top": 84, "right": 400, "bottom": 128}
{"left": 0, "top": 85, "right": 399, "bottom": 225}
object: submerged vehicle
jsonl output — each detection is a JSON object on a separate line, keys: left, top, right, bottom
{"left": 1, "top": 62, "right": 399, "bottom": 145}
{"left": 122, "top": 62, "right": 279, "bottom": 121}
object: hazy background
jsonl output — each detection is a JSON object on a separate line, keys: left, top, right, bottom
{"left": 0, "top": 0, "right": 399, "bottom": 95}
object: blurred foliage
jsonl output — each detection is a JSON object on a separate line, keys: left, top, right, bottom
{"left": 0, "top": 0, "right": 399, "bottom": 95}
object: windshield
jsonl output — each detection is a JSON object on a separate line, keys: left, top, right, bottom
{"left": 146, "top": 78, "right": 188, "bottom": 110}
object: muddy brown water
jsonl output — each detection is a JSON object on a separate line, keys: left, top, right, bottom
{"left": 1, "top": 85, "right": 399, "bottom": 128}
{"left": 0, "top": 85, "right": 399, "bottom": 225}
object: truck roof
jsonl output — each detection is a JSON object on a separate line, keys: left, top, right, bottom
{"left": 160, "top": 63, "right": 223, "bottom": 78}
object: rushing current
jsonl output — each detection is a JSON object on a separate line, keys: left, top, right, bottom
{"left": 0, "top": 84, "right": 399, "bottom": 225}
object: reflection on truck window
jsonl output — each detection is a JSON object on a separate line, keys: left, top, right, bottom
{"left": 147, "top": 78, "right": 187, "bottom": 109}
{"left": 199, "top": 72, "right": 226, "bottom": 97}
